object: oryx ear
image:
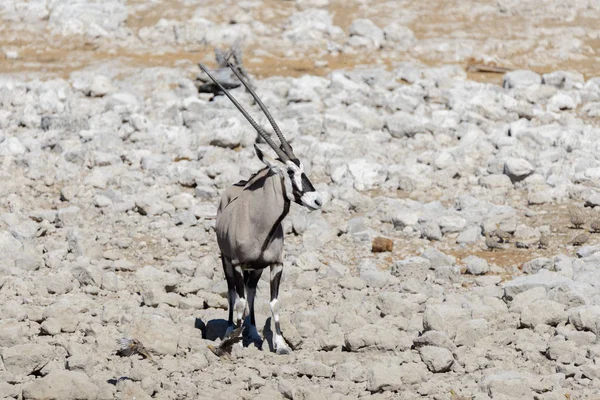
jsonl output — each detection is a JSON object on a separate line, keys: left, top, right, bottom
{"left": 254, "top": 144, "right": 282, "bottom": 171}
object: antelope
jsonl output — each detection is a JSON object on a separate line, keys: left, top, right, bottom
{"left": 199, "top": 62, "right": 323, "bottom": 354}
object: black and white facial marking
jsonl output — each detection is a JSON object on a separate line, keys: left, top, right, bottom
{"left": 254, "top": 145, "right": 322, "bottom": 210}
{"left": 284, "top": 158, "right": 322, "bottom": 210}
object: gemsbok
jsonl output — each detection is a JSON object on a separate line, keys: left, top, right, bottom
{"left": 199, "top": 62, "right": 323, "bottom": 354}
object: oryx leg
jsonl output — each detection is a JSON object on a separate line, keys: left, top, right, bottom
{"left": 269, "top": 262, "right": 290, "bottom": 355}
{"left": 222, "top": 256, "right": 246, "bottom": 336}
{"left": 244, "top": 268, "right": 263, "bottom": 346}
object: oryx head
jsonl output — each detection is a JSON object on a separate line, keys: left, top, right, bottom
{"left": 199, "top": 62, "right": 323, "bottom": 211}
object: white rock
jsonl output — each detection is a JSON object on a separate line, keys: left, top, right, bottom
{"left": 89, "top": 75, "right": 115, "bottom": 97}
{"left": 456, "top": 226, "right": 481, "bottom": 244}
{"left": 23, "top": 370, "right": 99, "bottom": 400}
{"left": 454, "top": 319, "right": 489, "bottom": 347}
{"left": 542, "top": 71, "right": 584, "bottom": 89}
{"left": 348, "top": 19, "right": 384, "bottom": 48}
{"left": 503, "top": 270, "right": 572, "bottom": 301}
{"left": 568, "top": 305, "right": 600, "bottom": 334}
{"left": 1, "top": 344, "right": 57, "bottom": 376}
{"left": 127, "top": 315, "right": 181, "bottom": 356}
{"left": 423, "top": 303, "right": 471, "bottom": 338}
{"left": 297, "top": 361, "right": 334, "bottom": 378}
{"left": 347, "top": 159, "right": 387, "bottom": 191}
{"left": 391, "top": 256, "right": 430, "bottom": 277}
{"left": 0, "top": 319, "right": 25, "bottom": 347}
{"left": 508, "top": 287, "right": 547, "bottom": 313}
{"left": 463, "top": 255, "right": 489, "bottom": 275}
{"left": 419, "top": 345, "right": 454, "bottom": 373}
{"left": 481, "top": 371, "right": 532, "bottom": 398}
{"left": 366, "top": 363, "right": 404, "bottom": 392}
{"left": 4, "top": 137, "right": 27, "bottom": 155}
{"left": 422, "top": 247, "right": 455, "bottom": 268}
{"left": 383, "top": 23, "right": 416, "bottom": 48}
{"left": 392, "top": 210, "right": 420, "bottom": 229}
{"left": 503, "top": 70, "right": 542, "bottom": 89}
{"left": 385, "top": 111, "right": 430, "bottom": 138}
{"left": 438, "top": 214, "right": 466, "bottom": 233}
{"left": 520, "top": 299, "right": 567, "bottom": 328}
{"left": 548, "top": 93, "right": 577, "bottom": 111}
{"left": 504, "top": 158, "right": 534, "bottom": 182}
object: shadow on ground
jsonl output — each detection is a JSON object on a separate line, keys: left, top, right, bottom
{"left": 195, "top": 317, "right": 275, "bottom": 351}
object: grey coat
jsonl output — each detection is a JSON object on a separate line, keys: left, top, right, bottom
{"left": 216, "top": 168, "right": 290, "bottom": 269}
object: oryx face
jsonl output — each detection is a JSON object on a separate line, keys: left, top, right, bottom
{"left": 254, "top": 145, "right": 322, "bottom": 211}
{"left": 285, "top": 158, "right": 322, "bottom": 211}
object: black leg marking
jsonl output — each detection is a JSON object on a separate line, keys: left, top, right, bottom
{"left": 222, "top": 255, "right": 236, "bottom": 329}
{"left": 245, "top": 269, "right": 263, "bottom": 327}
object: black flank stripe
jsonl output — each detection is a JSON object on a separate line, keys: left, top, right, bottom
{"left": 260, "top": 178, "right": 291, "bottom": 253}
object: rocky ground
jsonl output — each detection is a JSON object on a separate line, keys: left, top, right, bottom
{"left": 2, "top": 1, "right": 600, "bottom": 399}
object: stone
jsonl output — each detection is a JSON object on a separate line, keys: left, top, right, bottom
{"left": 134, "top": 265, "right": 179, "bottom": 292}
{"left": 101, "top": 271, "right": 119, "bottom": 292}
{"left": 383, "top": 23, "right": 416, "bottom": 48}
{"left": 421, "top": 221, "right": 442, "bottom": 241}
{"left": 542, "top": 71, "right": 584, "bottom": 89}
{"left": 335, "top": 361, "right": 366, "bottom": 382}
{"left": 23, "top": 370, "right": 99, "bottom": 400}
{"left": 347, "top": 159, "right": 387, "bottom": 191}
{"left": 40, "top": 318, "right": 62, "bottom": 336}
{"left": 89, "top": 75, "right": 115, "bottom": 97}
{"left": 463, "top": 255, "right": 489, "bottom": 275}
{"left": 359, "top": 262, "right": 392, "bottom": 288}
{"left": 520, "top": 300, "right": 567, "bottom": 328}
{"left": 391, "top": 256, "right": 430, "bottom": 279}
{"left": 385, "top": 111, "right": 430, "bottom": 138}
{"left": 419, "top": 346, "right": 454, "bottom": 373}
{"left": 296, "top": 361, "right": 334, "bottom": 378}
{"left": 568, "top": 306, "right": 600, "bottom": 334}
{"left": 1, "top": 344, "right": 57, "bottom": 376}
{"left": 522, "top": 258, "right": 552, "bottom": 275}
{"left": 348, "top": 19, "right": 384, "bottom": 48}
{"left": 438, "top": 214, "right": 466, "bottom": 233}
{"left": 456, "top": 226, "right": 481, "bottom": 244}
{"left": 283, "top": 9, "right": 343, "bottom": 43}
{"left": 376, "top": 292, "right": 420, "bottom": 319}
{"left": 422, "top": 247, "right": 455, "bottom": 268}
{"left": 127, "top": 315, "right": 181, "bottom": 356}
{"left": 546, "top": 339, "right": 585, "bottom": 365}
{"left": 345, "top": 325, "right": 411, "bottom": 352}
{"left": 392, "top": 210, "right": 420, "bottom": 229}
{"left": 503, "top": 270, "right": 572, "bottom": 301}
{"left": 366, "top": 363, "right": 404, "bottom": 392}
{"left": 508, "top": 287, "right": 547, "bottom": 313}
{"left": 481, "top": 371, "right": 532, "bottom": 398}
{"left": 0, "top": 319, "right": 25, "bottom": 347}
{"left": 504, "top": 158, "right": 534, "bottom": 183}
{"left": 503, "top": 70, "right": 542, "bottom": 89}
{"left": 372, "top": 237, "right": 393, "bottom": 252}
{"left": 480, "top": 174, "right": 513, "bottom": 189}
{"left": 423, "top": 304, "right": 471, "bottom": 338}
{"left": 548, "top": 93, "right": 577, "bottom": 111}
{"left": 454, "top": 319, "right": 489, "bottom": 347}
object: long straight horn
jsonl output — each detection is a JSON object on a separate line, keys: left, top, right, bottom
{"left": 198, "top": 63, "right": 289, "bottom": 162}
{"left": 225, "top": 60, "right": 295, "bottom": 159}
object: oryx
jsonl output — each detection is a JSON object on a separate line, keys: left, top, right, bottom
{"left": 199, "top": 62, "right": 323, "bottom": 354}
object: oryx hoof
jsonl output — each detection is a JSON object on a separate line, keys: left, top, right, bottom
{"left": 275, "top": 346, "right": 291, "bottom": 355}
{"left": 225, "top": 324, "right": 236, "bottom": 337}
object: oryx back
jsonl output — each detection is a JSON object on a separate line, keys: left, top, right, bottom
{"left": 216, "top": 167, "right": 288, "bottom": 268}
